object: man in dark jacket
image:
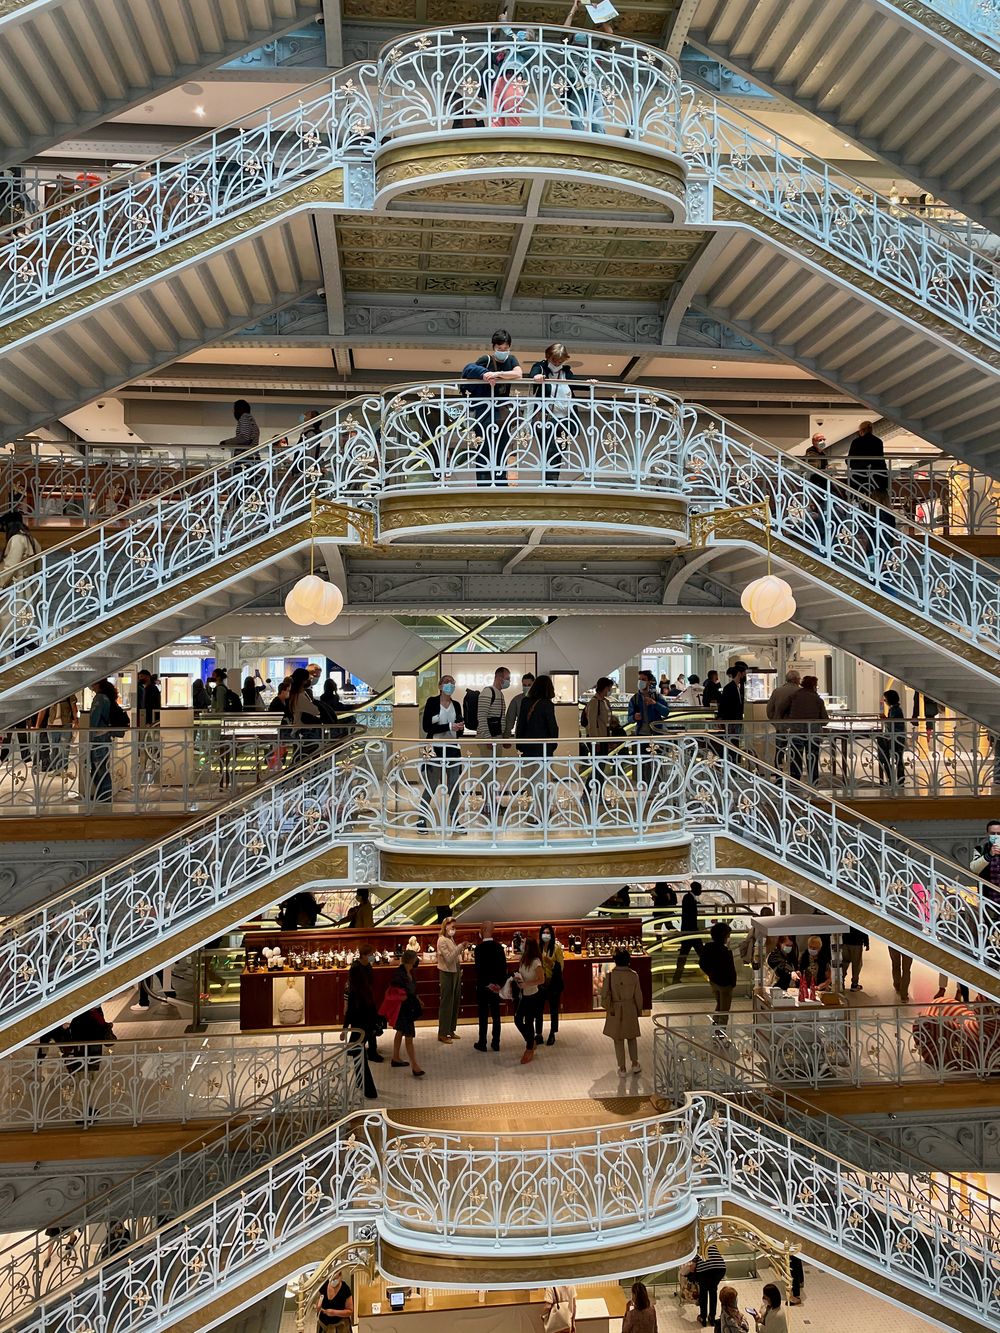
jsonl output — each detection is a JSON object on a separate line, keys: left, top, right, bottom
{"left": 717, "top": 662, "right": 748, "bottom": 750}
{"left": 671, "top": 880, "right": 703, "bottom": 983}
{"left": 474, "top": 921, "right": 508, "bottom": 1051}
{"left": 847, "top": 420, "right": 888, "bottom": 500}
{"left": 698, "top": 920, "right": 737, "bottom": 1027}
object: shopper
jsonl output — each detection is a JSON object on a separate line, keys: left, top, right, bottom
{"left": 765, "top": 669, "right": 800, "bottom": 769}
{"left": 628, "top": 669, "right": 670, "bottom": 734}
{"left": 88, "top": 678, "right": 124, "bottom": 804}
{"left": 842, "top": 925, "right": 869, "bottom": 991}
{"left": 436, "top": 916, "right": 463, "bottom": 1043}
{"left": 219, "top": 398, "right": 260, "bottom": 456}
{"left": 476, "top": 665, "right": 510, "bottom": 739}
{"left": 39, "top": 693, "right": 78, "bottom": 771}
{"left": 601, "top": 947, "right": 643, "bottom": 1075}
{"left": 514, "top": 674, "right": 559, "bottom": 757}
{"left": 798, "top": 935, "right": 831, "bottom": 991}
{"left": 672, "top": 880, "right": 703, "bottom": 982}
{"left": 703, "top": 669, "right": 723, "bottom": 710}
{"left": 717, "top": 661, "right": 748, "bottom": 745}
{"left": 699, "top": 920, "right": 737, "bottom": 1027}
{"left": 582, "top": 675, "right": 615, "bottom": 746}
{"left": 512, "top": 937, "right": 544, "bottom": 1063}
{"left": 420, "top": 674, "right": 465, "bottom": 828}
{"left": 343, "top": 944, "right": 382, "bottom": 1097}
{"left": 535, "top": 923, "right": 564, "bottom": 1045}
{"left": 474, "top": 920, "right": 508, "bottom": 1052}
{"left": 789, "top": 1256, "right": 805, "bottom": 1306}
{"left": 529, "top": 342, "right": 584, "bottom": 482}
{"left": 718, "top": 1285, "right": 749, "bottom": 1333}
{"left": 694, "top": 1242, "right": 727, "bottom": 1328}
{"left": 315, "top": 1268, "right": 354, "bottom": 1328}
{"left": 752, "top": 1283, "right": 787, "bottom": 1332}
{"left": 344, "top": 887, "right": 374, "bottom": 930}
{"left": 542, "top": 1286, "right": 577, "bottom": 1333}
{"left": 0, "top": 510, "right": 39, "bottom": 649}
{"left": 969, "top": 819, "right": 1000, "bottom": 907}
{"left": 766, "top": 935, "right": 797, "bottom": 991}
{"left": 463, "top": 330, "right": 522, "bottom": 486}
{"left": 289, "top": 666, "right": 323, "bottom": 762}
{"left": 192, "top": 678, "right": 210, "bottom": 711}
{"left": 388, "top": 950, "right": 425, "bottom": 1077}
{"left": 786, "top": 675, "right": 828, "bottom": 785}
{"left": 888, "top": 946, "right": 913, "bottom": 1003}
{"left": 877, "top": 688, "right": 906, "bottom": 789}
{"left": 504, "top": 672, "right": 535, "bottom": 736}
{"left": 622, "top": 1281, "right": 656, "bottom": 1333}
{"left": 675, "top": 674, "right": 703, "bottom": 707}
{"left": 847, "top": 420, "right": 889, "bottom": 501}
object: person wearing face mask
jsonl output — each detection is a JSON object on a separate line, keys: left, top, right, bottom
{"left": 466, "top": 329, "right": 522, "bottom": 486}
{"left": 970, "top": 819, "right": 1000, "bottom": 907}
{"left": 798, "top": 935, "right": 831, "bottom": 991}
{"left": 766, "top": 935, "right": 797, "bottom": 991}
{"left": 529, "top": 342, "right": 589, "bottom": 483}
{"left": 436, "top": 916, "right": 463, "bottom": 1043}
{"left": 504, "top": 672, "right": 535, "bottom": 737}
{"left": 535, "top": 922, "right": 565, "bottom": 1046}
{"left": 420, "top": 675, "right": 466, "bottom": 830}
{"left": 342, "top": 944, "right": 381, "bottom": 1098}
{"left": 628, "top": 670, "right": 670, "bottom": 734}
{"left": 315, "top": 1267, "right": 354, "bottom": 1329}
{"left": 476, "top": 666, "right": 510, "bottom": 740}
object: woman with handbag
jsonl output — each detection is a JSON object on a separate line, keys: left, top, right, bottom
{"left": 512, "top": 938, "right": 544, "bottom": 1064}
{"left": 315, "top": 1269, "right": 353, "bottom": 1330}
{"left": 542, "top": 1284, "right": 576, "bottom": 1333}
{"left": 389, "top": 950, "right": 426, "bottom": 1077}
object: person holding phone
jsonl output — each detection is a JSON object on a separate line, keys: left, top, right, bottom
{"left": 419, "top": 674, "right": 465, "bottom": 830}
{"left": 750, "top": 1283, "right": 787, "bottom": 1332}
{"left": 622, "top": 1280, "right": 656, "bottom": 1333}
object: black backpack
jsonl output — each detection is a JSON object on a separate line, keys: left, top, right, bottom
{"left": 108, "top": 702, "right": 130, "bottom": 736}
{"left": 463, "top": 689, "right": 480, "bottom": 731}
{"left": 223, "top": 688, "right": 242, "bottom": 713}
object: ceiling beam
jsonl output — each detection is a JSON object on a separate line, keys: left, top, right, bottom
{"left": 313, "top": 213, "right": 346, "bottom": 336}
{"left": 322, "top": 0, "right": 343, "bottom": 66}
{"left": 500, "top": 178, "right": 545, "bottom": 312}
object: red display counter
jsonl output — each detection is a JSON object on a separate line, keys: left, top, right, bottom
{"left": 239, "top": 918, "right": 651, "bottom": 1032}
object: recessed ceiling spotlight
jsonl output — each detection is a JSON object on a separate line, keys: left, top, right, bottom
{"left": 182, "top": 82, "right": 204, "bottom": 95}
{"left": 387, "top": 356, "right": 394, "bottom": 362}
{"left": 194, "top": 106, "right": 206, "bottom": 118}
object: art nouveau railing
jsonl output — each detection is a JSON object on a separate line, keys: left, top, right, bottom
{"left": 377, "top": 25, "right": 682, "bottom": 154}
{"left": 680, "top": 736, "right": 1000, "bottom": 990}
{"left": 0, "top": 396, "right": 381, "bottom": 667}
{"left": 2, "top": 385, "right": 998, "bottom": 682}
{"left": 3, "top": 1030, "right": 350, "bottom": 1130}
{"left": 655, "top": 1004, "right": 1000, "bottom": 1091}
{"left": 380, "top": 383, "right": 687, "bottom": 494}
{"left": 681, "top": 408, "right": 1000, "bottom": 656}
{"left": 0, "top": 723, "right": 356, "bottom": 817}
{"left": 0, "top": 70, "right": 377, "bottom": 323}
{"left": 680, "top": 94, "right": 1000, "bottom": 347}
{"left": 3, "top": 1104, "right": 696, "bottom": 1333}
{"left": 382, "top": 740, "right": 689, "bottom": 848}
{"left": 0, "top": 1045, "right": 365, "bottom": 1323}
{"left": 927, "top": 0, "right": 1000, "bottom": 43}
{"left": 659, "top": 1025, "right": 1000, "bottom": 1251}
{"left": 0, "top": 736, "right": 383, "bottom": 1051}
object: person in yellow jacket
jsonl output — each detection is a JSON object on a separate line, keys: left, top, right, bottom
{"left": 535, "top": 922, "right": 565, "bottom": 1046}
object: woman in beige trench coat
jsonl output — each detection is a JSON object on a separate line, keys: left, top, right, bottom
{"left": 601, "top": 947, "right": 643, "bottom": 1076}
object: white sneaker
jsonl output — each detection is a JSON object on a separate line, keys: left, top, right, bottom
{"left": 630, "top": 1063, "right": 642, "bottom": 1074}
{"left": 130, "top": 1003, "right": 150, "bottom": 1013}
{"left": 616, "top": 1067, "right": 626, "bottom": 1076}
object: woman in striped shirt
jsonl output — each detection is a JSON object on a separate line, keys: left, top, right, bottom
{"left": 694, "top": 1242, "right": 727, "bottom": 1327}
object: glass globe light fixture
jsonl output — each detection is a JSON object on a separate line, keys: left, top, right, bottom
{"left": 741, "top": 574, "right": 797, "bottom": 628}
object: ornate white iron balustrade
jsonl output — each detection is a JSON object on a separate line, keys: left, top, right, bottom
{"left": 381, "top": 382, "right": 687, "bottom": 493}
{"left": 680, "top": 92, "right": 1000, "bottom": 346}
{"left": 655, "top": 1004, "right": 1000, "bottom": 1091}
{"left": 1, "top": 1030, "right": 354, "bottom": 1131}
{"left": 929, "top": 0, "right": 1000, "bottom": 42}
{"left": 0, "top": 1045, "right": 366, "bottom": 1324}
{"left": 8, "top": 1093, "right": 1000, "bottom": 1333}
{"left": 0, "top": 394, "right": 382, "bottom": 666}
{"left": 6, "top": 383, "right": 1000, "bottom": 682}
{"left": 377, "top": 24, "right": 682, "bottom": 154}
{"left": 680, "top": 736, "right": 1000, "bottom": 989}
{"left": 657, "top": 1024, "right": 1000, "bottom": 1254}
{"left": 3, "top": 1104, "right": 697, "bottom": 1333}
{"left": 0, "top": 723, "right": 358, "bottom": 817}
{"left": 0, "top": 737, "right": 384, "bottom": 1049}
{"left": 0, "top": 70, "right": 377, "bottom": 323}
{"left": 0, "top": 28, "right": 994, "bottom": 363}
{"left": 383, "top": 740, "right": 689, "bottom": 849}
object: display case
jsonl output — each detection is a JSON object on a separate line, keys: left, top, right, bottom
{"left": 239, "top": 918, "right": 651, "bottom": 1032}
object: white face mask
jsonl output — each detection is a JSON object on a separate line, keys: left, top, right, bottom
{"left": 541, "top": 933, "right": 552, "bottom": 942}
{"left": 547, "top": 360, "right": 563, "bottom": 372}
{"left": 807, "top": 948, "right": 819, "bottom": 958}
{"left": 780, "top": 945, "right": 792, "bottom": 955}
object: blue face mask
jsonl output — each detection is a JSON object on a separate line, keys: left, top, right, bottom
{"left": 493, "top": 350, "right": 511, "bottom": 363}
{"left": 441, "top": 682, "right": 455, "bottom": 695}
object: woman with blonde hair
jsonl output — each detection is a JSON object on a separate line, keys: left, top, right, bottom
{"left": 529, "top": 342, "right": 582, "bottom": 483}
{"left": 718, "top": 1284, "right": 749, "bottom": 1333}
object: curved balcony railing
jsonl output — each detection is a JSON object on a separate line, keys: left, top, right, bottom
{"left": 0, "top": 1044, "right": 365, "bottom": 1323}
{"left": 0, "top": 395, "right": 381, "bottom": 668}
{"left": 928, "top": 0, "right": 1000, "bottom": 43}
{"left": 656, "top": 1004, "right": 1000, "bottom": 1092}
{"left": 681, "top": 93, "right": 1000, "bottom": 348}
{"left": 681, "top": 736, "right": 1000, "bottom": 989}
{"left": 5, "top": 385, "right": 1000, "bottom": 684}
{"left": 383, "top": 740, "right": 689, "bottom": 848}
{"left": 377, "top": 24, "right": 682, "bottom": 156}
{"left": 0, "top": 736, "right": 383, "bottom": 1051}
{"left": 380, "top": 382, "right": 687, "bottom": 494}
{"left": 0, "top": 70, "right": 377, "bottom": 325}
{"left": 1, "top": 1030, "right": 351, "bottom": 1131}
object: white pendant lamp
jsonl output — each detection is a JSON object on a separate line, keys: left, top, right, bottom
{"left": 741, "top": 573, "right": 797, "bottom": 628}
{"left": 283, "top": 501, "right": 347, "bottom": 628}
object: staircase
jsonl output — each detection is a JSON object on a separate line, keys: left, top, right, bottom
{"left": 669, "top": 0, "right": 1000, "bottom": 229}
{"left": 0, "top": 0, "right": 321, "bottom": 169}
{"left": 0, "top": 399, "right": 380, "bottom": 726}
{"left": 675, "top": 406, "right": 1000, "bottom": 730}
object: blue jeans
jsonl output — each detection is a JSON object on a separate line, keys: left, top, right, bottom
{"left": 90, "top": 742, "right": 112, "bottom": 803}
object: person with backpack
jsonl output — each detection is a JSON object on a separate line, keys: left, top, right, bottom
{"left": 208, "top": 667, "right": 241, "bottom": 714}
{"left": 461, "top": 330, "right": 522, "bottom": 486}
{"left": 88, "top": 679, "right": 128, "bottom": 804}
{"left": 476, "top": 666, "right": 510, "bottom": 740}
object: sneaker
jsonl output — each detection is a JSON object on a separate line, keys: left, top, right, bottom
{"left": 130, "top": 1003, "right": 150, "bottom": 1013}
{"left": 617, "top": 1067, "right": 626, "bottom": 1076}
{"left": 630, "top": 1063, "right": 642, "bottom": 1074}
